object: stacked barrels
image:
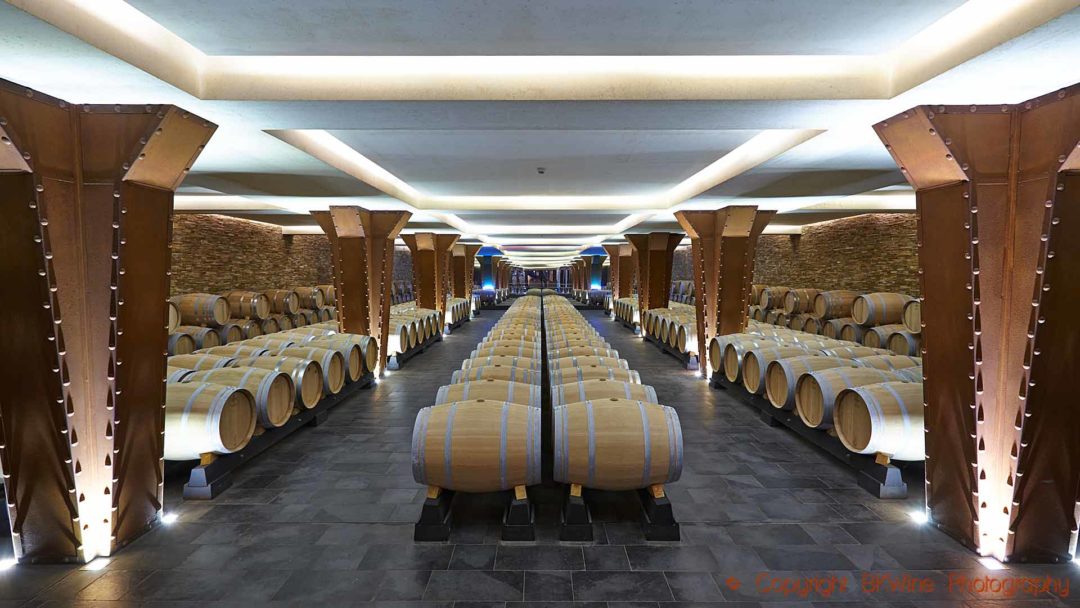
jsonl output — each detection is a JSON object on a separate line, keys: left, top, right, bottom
{"left": 388, "top": 302, "right": 443, "bottom": 355}
{"left": 612, "top": 296, "right": 640, "bottom": 327}
{"left": 706, "top": 319, "right": 924, "bottom": 462}
{"left": 168, "top": 288, "right": 338, "bottom": 355}
{"left": 640, "top": 301, "right": 697, "bottom": 355}
{"left": 164, "top": 317, "right": 377, "bottom": 461}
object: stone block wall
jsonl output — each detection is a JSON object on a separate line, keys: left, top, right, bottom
{"left": 664, "top": 213, "right": 919, "bottom": 296}
{"left": 170, "top": 214, "right": 333, "bottom": 295}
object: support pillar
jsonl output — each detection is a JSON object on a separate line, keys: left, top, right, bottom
{"left": 675, "top": 208, "right": 774, "bottom": 375}
{"left": 626, "top": 233, "right": 683, "bottom": 313}
{"left": 603, "top": 245, "right": 621, "bottom": 298}
{"left": 402, "top": 233, "right": 460, "bottom": 328}
{"left": 479, "top": 255, "right": 499, "bottom": 290}
{"left": 0, "top": 80, "right": 215, "bottom": 562}
{"left": 582, "top": 254, "right": 605, "bottom": 290}
{"left": 874, "top": 85, "right": 1080, "bottom": 563}
{"left": 451, "top": 244, "right": 481, "bottom": 302}
{"left": 313, "top": 206, "right": 410, "bottom": 376}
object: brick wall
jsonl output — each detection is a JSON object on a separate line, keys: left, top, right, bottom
{"left": 170, "top": 214, "right": 333, "bottom": 295}
{"left": 663, "top": 213, "right": 919, "bottom": 295}
{"left": 753, "top": 213, "right": 919, "bottom": 295}
{"left": 393, "top": 247, "right": 413, "bottom": 283}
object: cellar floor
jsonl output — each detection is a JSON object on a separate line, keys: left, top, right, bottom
{"left": 3, "top": 307, "right": 1077, "bottom": 606}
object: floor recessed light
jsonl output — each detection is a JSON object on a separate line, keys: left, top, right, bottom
{"left": 909, "top": 510, "right": 929, "bottom": 524}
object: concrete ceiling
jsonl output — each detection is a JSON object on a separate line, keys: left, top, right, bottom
{"left": 3, "top": 0, "right": 1080, "bottom": 267}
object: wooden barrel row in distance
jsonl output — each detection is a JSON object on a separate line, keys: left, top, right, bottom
{"left": 436, "top": 379, "right": 541, "bottom": 407}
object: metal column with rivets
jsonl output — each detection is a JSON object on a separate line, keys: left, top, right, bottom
{"left": 0, "top": 79, "right": 215, "bottom": 563}
{"left": 874, "top": 85, "right": 1080, "bottom": 563}
{"left": 625, "top": 233, "right": 683, "bottom": 313}
{"left": 403, "top": 233, "right": 460, "bottom": 330}
{"left": 675, "top": 207, "right": 774, "bottom": 376}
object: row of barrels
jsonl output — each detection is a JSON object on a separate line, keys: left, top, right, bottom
{"left": 752, "top": 287, "right": 922, "bottom": 357}
{"left": 411, "top": 294, "right": 684, "bottom": 493}
{"left": 168, "top": 306, "right": 338, "bottom": 355}
{"left": 639, "top": 302, "right": 698, "bottom": 354}
{"left": 612, "top": 296, "right": 640, "bottom": 326}
{"left": 388, "top": 303, "right": 445, "bottom": 354}
{"left": 712, "top": 322, "right": 923, "bottom": 461}
{"left": 161, "top": 323, "right": 378, "bottom": 460}
{"left": 669, "top": 280, "right": 695, "bottom": 305}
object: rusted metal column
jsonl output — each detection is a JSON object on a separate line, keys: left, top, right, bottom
{"left": 603, "top": 245, "right": 621, "bottom": 298}
{"left": 451, "top": 244, "right": 480, "bottom": 301}
{"left": 626, "top": 233, "right": 683, "bottom": 313}
{"left": 0, "top": 80, "right": 215, "bottom": 563}
{"left": 874, "top": 85, "right": 1080, "bottom": 563}
{"left": 315, "top": 206, "right": 410, "bottom": 375}
{"left": 402, "top": 233, "right": 460, "bottom": 328}
{"left": 618, "top": 244, "right": 636, "bottom": 300}
{"left": 675, "top": 208, "right": 774, "bottom": 374}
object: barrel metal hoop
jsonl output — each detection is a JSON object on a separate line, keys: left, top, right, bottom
{"left": 637, "top": 400, "right": 651, "bottom": 487}
{"left": 499, "top": 402, "right": 510, "bottom": 489}
{"left": 411, "top": 406, "right": 430, "bottom": 483}
{"left": 585, "top": 400, "right": 597, "bottom": 487}
{"left": 443, "top": 402, "right": 458, "bottom": 487}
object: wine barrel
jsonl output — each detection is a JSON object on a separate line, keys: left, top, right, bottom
{"left": 721, "top": 337, "right": 786, "bottom": 382}
{"left": 783, "top": 288, "right": 820, "bottom": 314}
{"left": 853, "top": 354, "right": 922, "bottom": 371}
{"left": 215, "top": 323, "right": 245, "bottom": 345}
{"left": 242, "top": 337, "right": 296, "bottom": 353}
{"left": 170, "top": 293, "right": 230, "bottom": 327}
{"left": 674, "top": 322, "right": 697, "bottom": 354}
{"left": 164, "top": 382, "right": 256, "bottom": 460}
{"left": 308, "top": 334, "right": 379, "bottom": 376}
{"left": 751, "top": 284, "right": 766, "bottom": 306}
{"left": 902, "top": 300, "right": 922, "bottom": 334}
{"left": 235, "top": 319, "right": 263, "bottom": 339}
{"left": 852, "top": 293, "right": 914, "bottom": 326}
{"left": 303, "top": 335, "right": 364, "bottom": 381}
{"left": 834, "top": 382, "right": 924, "bottom": 461}
{"left": 787, "top": 313, "right": 815, "bottom": 332}
{"left": 288, "top": 312, "right": 310, "bottom": 328}
{"left": 463, "top": 356, "right": 541, "bottom": 370}
{"left": 168, "top": 353, "right": 237, "bottom": 370}
{"left": 167, "top": 300, "right": 180, "bottom": 334}
{"left": 758, "top": 286, "right": 791, "bottom": 309}
{"left": 765, "top": 356, "right": 854, "bottom": 410}
{"left": 198, "top": 344, "right": 270, "bottom": 358}
{"left": 259, "top": 317, "right": 280, "bottom": 335}
{"left": 278, "top": 346, "right": 345, "bottom": 395}
{"left": 234, "top": 355, "right": 323, "bottom": 409}
{"left": 270, "top": 313, "right": 295, "bottom": 331}
{"left": 552, "top": 379, "right": 658, "bottom": 406}
{"left": 388, "top": 319, "right": 417, "bottom": 353}
{"left": 167, "top": 333, "right": 196, "bottom": 356}
{"left": 184, "top": 367, "right": 295, "bottom": 428}
{"left": 176, "top": 325, "right": 222, "bottom": 349}
{"left": 549, "top": 356, "right": 629, "bottom": 371}
{"left": 450, "top": 366, "right": 542, "bottom": 385}
{"left": 412, "top": 400, "right": 542, "bottom": 492}
{"left": 819, "top": 345, "right": 890, "bottom": 359}
{"left": 294, "top": 286, "right": 326, "bottom": 310}
{"left": 813, "top": 290, "right": 860, "bottom": 319}
{"left": 886, "top": 331, "right": 921, "bottom": 356}
{"left": 821, "top": 317, "right": 855, "bottom": 339}
{"left": 549, "top": 366, "right": 641, "bottom": 385}
{"left": 801, "top": 316, "right": 823, "bottom": 335}
{"left": 795, "top": 367, "right": 903, "bottom": 429}
{"left": 741, "top": 346, "right": 819, "bottom": 395}
{"left": 219, "top": 290, "right": 270, "bottom": 320}
{"left": 765, "top": 310, "right": 782, "bottom": 325}
{"left": 553, "top": 399, "right": 683, "bottom": 491}
{"left": 435, "top": 380, "right": 541, "bottom": 407}
{"left": 893, "top": 366, "right": 923, "bottom": 382}
{"left": 470, "top": 345, "right": 541, "bottom": 359}
{"left": 166, "top": 366, "right": 194, "bottom": 383}
{"left": 319, "top": 284, "right": 336, "bottom": 305}
{"left": 547, "top": 338, "right": 611, "bottom": 350}
{"left": 317, "top": 307, "right": 334, "bottom": 322}
{"left": 839, "top": 322, "right": 867, "bottom": 343}
{"left": 264, "top": 289, "right": 300, "bottom": 315}
{"left": 548, "top": 346, "right": 619, "bottom": 359}
{"left": 862, "top": 324, "right": 907, "bottom": 348}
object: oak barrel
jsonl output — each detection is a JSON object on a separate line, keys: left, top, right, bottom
{"left": 862, "top": 324, "right": 907, "bottom": 348}
{"left": 259, "top": 317, "right": 280, "bottom": 335}
{"left": 463, "top": 356, "right": 541, "bottom": 370}
{"left": 198, "top": 344, "right": 270, "bottom": 358}
{"left": 412, "top": 400, "right": 542, "bottom": 492}
{"left": 813, "top": 290, "right": 860, "bottom": 319}
{"left": 319, "top": 284, "right": 336, "bottom": 305}
{"left": 552, "top": 379, "right": 658, "bottom": 406}
{"left": 435, "top": 380, "right": 541, "bottom": 407}
{"left": 220, "top": 290, "right": 270, "bottom": 320}
{"left": 549, "top": 366, "right": 641, "bottom": 385}
{"left": 184, "top": 367, "right": 295, "bottom": 428}
{"left": 758, "top": 286, "right": 791, "bottom": 310}
{"left": 167, "top": 300, "right": 180, "bottom": 334}
{"left": 549, "top": 356, "right": 629, "bottom": 371}
{"left": 236, "top": 319, "right": 263, "bottom": 339}
{"left": 822, "top": 317, "right": 855, "bottom": 339}
{"left": 549, "top": 346, "right": 619, "bottom": 359}
{"left": 270, "top": 313, "right": 295, "bottom": 331}
{"left": 215, "top": 323, "right": 245, "bottom": 345}
{"left": 839, "top": 321, "right": 867, "bottom": 343}
{"left": 308, "top": 334, "right": 379, "bottom": 375}
{"left": 164, "top": 382, "right": 256, "bottom": 460}
{"left": 265, "top": 289, "right": 300, "bottom": 315}
{"left": 176, "top": 325, "right": 221, "bottom": 349}
{"left": 553, "top": 399, "right": 683, "bottom": 491}
{"left": 303, "top": 336, "right": 363, "bottom": 382}
{"left": 721, "top": 337, "right": 783, "bottom": 382}
{"left": 234, "top": 355, "right": 324, "bottom": 409}
{"left": 893, "top": 366, "right": 923, "bottom": 382}
{"left": 795, "top": 367, "right": 902, "bottom": 429}
{"left": 819, "top": 346, "right": 891, "bottom": 359}
{"left": 765, "top": 356, "right": 854, "bottom": 410}
{"left": 470, "top": 345, "right": 541, "bottom": 359}
{"left": 294, "top": 286, "right": 326, "bottom": 309}
{"left": 168, "top": 353, "right": 237, "bottom": 370}
{"left": 902, "top": 300, "right": 922, "bottom": 334}
{"left": 171, "top": 293, "right": 230, "bottom": 327}
{"left": 853, "top": 354, "right": 922, "bottom": 371}
{"left": 783, "top": 288, "right": 820, "bottom": 314}
{"left": 886, "top": 330, "right": 921, "bottom": 356}
{"left": 834, "top": 382, "right": 924, "bottom": 461}
{"left": 851, "top": 293, "right": 914, "bottom": 326}
{"left": 167, "top": 332, "right": 196, "bottom": 356}
{"left": 166, "top": 366, "right": 194, "bottom": 383}
{"left": 451, "top": 366, "right": 542, "bottom": 385}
